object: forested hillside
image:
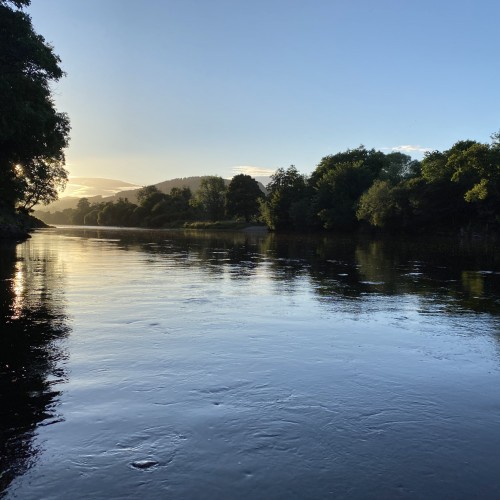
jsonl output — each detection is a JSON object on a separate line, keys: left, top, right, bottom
{"left": 35, "top": 133, "right": 500, "bottom": 235}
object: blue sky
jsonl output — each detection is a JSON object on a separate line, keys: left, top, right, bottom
{"left": 29, "top": 0, "right": 500, "bottom": 185}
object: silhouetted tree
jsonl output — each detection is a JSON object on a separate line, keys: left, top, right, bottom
{"left": 17, "top": 158, "right": 68, "bottom": 212}
{"left": 0, "top": 0, "right": 70, "bottom": 212}
{"left": 226, "top": 174, "right": 263, "bottom": 222}
{"left": 71, "top": 198, "right": 91, "bottom": 225}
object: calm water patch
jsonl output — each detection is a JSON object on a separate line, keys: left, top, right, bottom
{"left": 1, "top": 227, "right": 500, "bottom": 499}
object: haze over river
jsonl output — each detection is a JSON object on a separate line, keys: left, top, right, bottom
{"left": 1, "top": 227, "right": 500, "bottom": 499}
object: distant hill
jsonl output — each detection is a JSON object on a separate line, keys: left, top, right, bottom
{"left": 36, "top": 177, "right": 142, "bottom": 212}
{"left": 38, "top": 176, "right": 266, "bottom": 212}
{"left": 37, "top": 195, "right": 103, "bottom": 212}
{"left": 102, "top": 177, "right": 223, "bottom": 206}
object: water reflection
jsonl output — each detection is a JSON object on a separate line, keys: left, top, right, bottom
{"left": 1, "top": 228, "right": 499, "bottom": 498}
{"left": 52, "top": 227, "right": 500, "bottom": 317}
{"left": 0, "top": 241, "right": 69, "bottom": 494}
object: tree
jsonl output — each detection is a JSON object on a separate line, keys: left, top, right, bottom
{"left": 0, "top": 1, "right": 30, "bottom": 7}
{"left": 71, "top": 198, "right": 92, "bottom": 225}
{"left": 194, "top": 176, "right": 227, "bottom": 221}
{"left": 97, "top": 198, "right": 137, "bottom": 227}
{"left": 260, "top": 166, "right": 308, "bottom": 231}
{"left": 356, "top": 180, "right": 399, "bottom": 228}
{"left": 137, "top": 185, "right": 163, "bottom": 207}
{"left": 420, "top": 138, "right": 500, "bottom": 227}
{"left": 310, "top": 147, "right": 390, "bottom": 230}
{"left": 226, "top": 174, "right": 263, "bottom": 222}
{"left": 314, "top": 161, "right": 367, "bottom": 229}
{"left": 167, "top": 187, "right": 193, "bottom": 222}
{"left": 0, "top": 0, "right": 70, "bottom": 212}
{"left": 310, "top": 146, "right": 386, "bottom": 186}
{"left": 491, "top": 130, "right": 500, "bottom": 148}
{"left": 380, "top": 152, "right": 421, "bottom": 183}
{"left": 16, "top": 158, "right": 68, "bottom": 212}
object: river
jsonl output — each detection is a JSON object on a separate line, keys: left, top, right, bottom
{"left": 1, "top": 227, "right": 500, "bottom": 499}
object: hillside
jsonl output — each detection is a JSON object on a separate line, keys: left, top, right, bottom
{"left": 38, "top": 176, "right": 266, "bottom": 212}
{"left": 102, "top": 177, "right": 226, "bottom": 206}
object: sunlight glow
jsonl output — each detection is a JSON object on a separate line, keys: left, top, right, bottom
{"left": 11, "top": 261, "right": 26, "bottom": 320}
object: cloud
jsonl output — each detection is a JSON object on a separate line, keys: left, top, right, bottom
{"left": 231, "top": 165, "right": 276, "bottom": 177}
{"left": 386, "top": 145, "right": 431, "bottom": 154}
{"left": 61, "top": 178, "right": 142, "bottom": 198}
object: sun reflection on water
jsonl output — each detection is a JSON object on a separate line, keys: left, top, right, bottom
{"left": 11, "top": 260, "right": 26, "bottom": 320}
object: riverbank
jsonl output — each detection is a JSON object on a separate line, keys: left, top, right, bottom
{"left": 183, "top": 220, "right": 268, "bottom": 232}
{"left": 0, "top": 209, "right": 49, "bottom": 241}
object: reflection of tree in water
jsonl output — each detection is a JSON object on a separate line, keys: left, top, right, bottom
{"left": 352, "top": 237, "right": 500, "bottom": 314}
{"left": 0, "top": 241, "right": 69, "bottom": 495}
{"left": 256, "top": 233, "right": 333, "bottom": 297}
{"left": 61, "top": 227, "right": 267, "bottom": 279}
{"left": 307, "top": 235, "right": 363, "bottom": 299}
{"left": 263, "top": 233, "right": 500, "bottom": 315}
{"left": 53, "top": 227, "right": 500, "bottom": 316}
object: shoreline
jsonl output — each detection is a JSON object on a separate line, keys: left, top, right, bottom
{"left": 0, "top": 211, "right": 49, "bottom": 242}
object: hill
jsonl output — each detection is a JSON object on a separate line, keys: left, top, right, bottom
{"left": 102, "top": 177, "right": 224, "bottom": 205}
{"left": 38, "top": 176, "right": 267, "bottom": 212}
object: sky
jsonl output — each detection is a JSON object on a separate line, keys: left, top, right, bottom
{"left": 29, "top": 0, "right": 500, "bottom": 186}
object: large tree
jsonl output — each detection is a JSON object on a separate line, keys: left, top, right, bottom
{"left": 0, "top": 0, "right": 70, "bottom": 211}
{"left": 194, "top": 176, "right": 227, "bottom": 221}
{"left": 311, "top": 147, "right": 392, "bottom": 229}
{"left": 260, "top": 166, "right": 308, "bottom": 231}
{"left": 226, "top": 174, "right": 263, "bottom": 222}
{"left": 420, "top": 137, "right": 500, "bottom": 227}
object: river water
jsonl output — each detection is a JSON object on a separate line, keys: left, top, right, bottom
{"left": 1, "top": 227, "right": 500, "bottom": 499}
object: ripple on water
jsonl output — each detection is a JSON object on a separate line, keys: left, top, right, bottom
{"left": 130, "top": 460, "right": 159, "bottom": 470}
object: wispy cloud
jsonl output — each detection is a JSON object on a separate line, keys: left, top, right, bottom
{"left": 385, "top": 145, "right": 431, "bottom": 154}
{"left": 61, "top": 178, "right": 142, "bottom": 198}
{"left": 232, "top": 165, "right": 276, "bottom": 177}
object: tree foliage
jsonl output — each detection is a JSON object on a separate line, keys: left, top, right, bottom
{"left": 261, "top": 166, "right": 308, "bottom": 231}
{"left": 16, "top": 158, "right": 68, "bottom": 212}
{"left": 226, "top": 174, "right": 263, "bottom": 222}
{"left": 0, "top": 1, "right": 30, "bottom": 7}
{"left": 33, "top": 132, "right": 500, "bottom": 234}
{"left": 311, "top": 147, "right": 389, "bottom": 229}
{"left": 39, "top": 186, "right": 195, "bottom": 228}
{"left": 257, "top": 134, "right": 499, "bottom": 234}
{"left": 0, "top": 0, "right": 70, "bottom": 211}
{"left": 420, "top": 138, "right": 500, "bottom": 227}
{"left": 193, "top": 176, "right": 227, "bottom": 221}
{"left": 356, "top": 180, "right": 400, "bottom": 228}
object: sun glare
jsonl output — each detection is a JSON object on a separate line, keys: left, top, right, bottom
{"left": 11, "top": 261, "right": 26, "bottom": 320}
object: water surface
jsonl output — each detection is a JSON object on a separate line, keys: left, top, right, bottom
{"left": 1, "top": 227, "right": 500, "bottom": 499}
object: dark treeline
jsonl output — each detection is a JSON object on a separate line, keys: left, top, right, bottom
{"left": 0, "top": 0, "right": 70, "bottom": 239}
{"left": 261, "top": 134, "right": 500, "bottom": 234}
{"left": 38, "top": 133, "right": 500, "bottom": 235}
{"left": 37, "top": 174, "right": 264, "bottom": 228}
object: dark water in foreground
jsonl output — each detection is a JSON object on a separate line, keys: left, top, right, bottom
{"left": 1, "top": 227, "right": 500, "bottom": 499}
